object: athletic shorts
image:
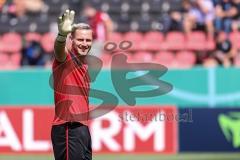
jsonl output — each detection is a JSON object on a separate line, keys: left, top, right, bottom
{"left": 51, "top": 122, "right": 92, "bottom": 160}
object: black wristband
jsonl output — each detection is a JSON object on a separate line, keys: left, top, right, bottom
{"left": 56, "top": 40, "right": 66, "bottom": 43}
{"left": 58, "top": 33, "right": 67, "bottom": 37}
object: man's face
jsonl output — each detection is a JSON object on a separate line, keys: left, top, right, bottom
{"left": 71, "top": 29, "right": 93, "bottom": 56}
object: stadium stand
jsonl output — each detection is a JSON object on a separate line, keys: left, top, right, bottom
{"left": 229, "top": 31, "right": 240, "bottom": 49}
{"left": 131, "top": 51, "right": 153, "bottom": 62}
{"left": 154, "top": 51, "right": 176, "bottom": 68}
{"left": 141, "top": 31, "right": 164, "bottom": 51}
{"left": 1, "top": 32, "right": 22, "bottom": 53}
{"left": 163, "top": 31, "right": 185, "bottom": 50}
{"left": 123, "top": 31, "right": 143, "bottom": 51}
{"left": 186, "top": 31, "right": 206, "bottom": 51}
{"left": 0, "top": 0, "right": 240, "bottom": 69}
{"left": 175, "top": 51, "right": 196, "bottom": 68}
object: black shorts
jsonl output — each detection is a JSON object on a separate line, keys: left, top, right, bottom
{"left": 51, "top": 122, "right": 92, "bottom": 160}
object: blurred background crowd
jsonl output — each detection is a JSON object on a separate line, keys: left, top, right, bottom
{"left": 1, "top": 0, "right": 240, "bottom": 69}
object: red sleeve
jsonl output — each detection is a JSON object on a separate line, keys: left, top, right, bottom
{"left": 52, "top": 53, "right": 70, "bottom": 69}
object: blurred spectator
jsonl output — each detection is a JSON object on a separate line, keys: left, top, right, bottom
{"left": 203, "top": 56, "right": 219, "bottom": 67}
{"left": 215, "top": 0, "right": 238, "bottom": 33}
{"left": 231, "top": 0, "right": 240, "bottom": 32}
{"left": 163, "top": 0, "right": 200, "bottom": 32}
{"left": 204, "top": 32, "right": 237, "bottom": 67}
{"left": 163, "top": 10, "right": 184, "bottom": 32}
{"left": 21, "top": 40, "right": 49, "bottom": 66}
{"left": 169, "top": 11, "right": 183, "bottom": 31}
{"left": 158, "top": 0, "right": 188, "bottom": 32}
{"left": 83, "top": 4, "right": 113, "bottom": 57}
{"left": 8, "top": 0, "right": 44, "bottom": 17}
{"left": 183, "top": 0, "right": 215, "bottom": 36}
{"left": 9, "top": 0, "right": 26, "bottom": 17}
{"left": 214, "top": 32, "right": 237, "bottom": 67}
{"left": 24, "top": 0, "right": 44, "bottom": 13}
{"left": 0, "top": 0, "right": 6, "bottom": 11}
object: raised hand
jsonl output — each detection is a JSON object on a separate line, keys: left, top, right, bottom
{"left": 57, "top": 9, "right": 75, "bottom": 36}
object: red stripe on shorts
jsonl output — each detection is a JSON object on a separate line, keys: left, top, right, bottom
{"left": 66, "top": 124, "right": 69, "bottom": 160}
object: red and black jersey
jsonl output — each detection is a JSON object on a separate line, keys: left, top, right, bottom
{"left": 52, "top": 51, "right": 90, "bottom": 126}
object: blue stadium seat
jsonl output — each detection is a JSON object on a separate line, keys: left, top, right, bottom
{"left": 169, "top": 0, "right": 182, "bottom": 12}
{"left": 89, "top": 0, "right": 104, "bottom": 10}
{"left": 147, "top": 0, "right": 163, "bottom": 14}
{"left": 115, "top": 13, "right": 131, "bottom": 32}
{"left": 107, "top": 0, "right": 122, "bottom": 14}
{"left": 137, "top": 14, "right": 152, "bottom": 32}
{"left": 127, "top": 0, "right": 142, "bottom": 13}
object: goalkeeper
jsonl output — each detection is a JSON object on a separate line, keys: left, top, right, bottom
{"left": 51, "top": 9, "right": 92, "bottom": 160}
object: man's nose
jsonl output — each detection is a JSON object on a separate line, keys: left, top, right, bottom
{"left": 82, "top": 40, "right": 87, "bottom": 45}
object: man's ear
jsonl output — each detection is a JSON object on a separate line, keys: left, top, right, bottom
{"left": 69, "top": 34, "right": 73, "bottom": 40}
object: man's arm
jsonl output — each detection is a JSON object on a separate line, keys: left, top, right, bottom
{"left": 197, "top": 0, "right": 213, "bottom": 14}
{"left": 101, "top": 13, "right": 113, "bottom": 40}
{"left": 215, "top": 5, "right": 224, "bottom": 17}
{"left": 54, "top": 36, "right": 67, "bottom": 62}
{"left": 54, "top": 9, "right": 75, "bottom": 62}
{"left": 225, "top": 6, "right": 238, "bottom": 18}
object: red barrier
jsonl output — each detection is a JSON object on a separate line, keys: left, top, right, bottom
{"left": 0, "top": 106, "right": 177, "bottom": 154}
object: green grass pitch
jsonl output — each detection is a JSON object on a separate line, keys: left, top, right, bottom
{"left": 1, "top": 153, "right": 240, "bottom": 160}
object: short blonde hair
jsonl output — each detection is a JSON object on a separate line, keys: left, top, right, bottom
{"left": 71, "top": 23, "right": 92, "bottom": 35}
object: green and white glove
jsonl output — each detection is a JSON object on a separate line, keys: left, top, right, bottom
{"left": 57, "top": 9, "right": 75, "bottom": 42}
